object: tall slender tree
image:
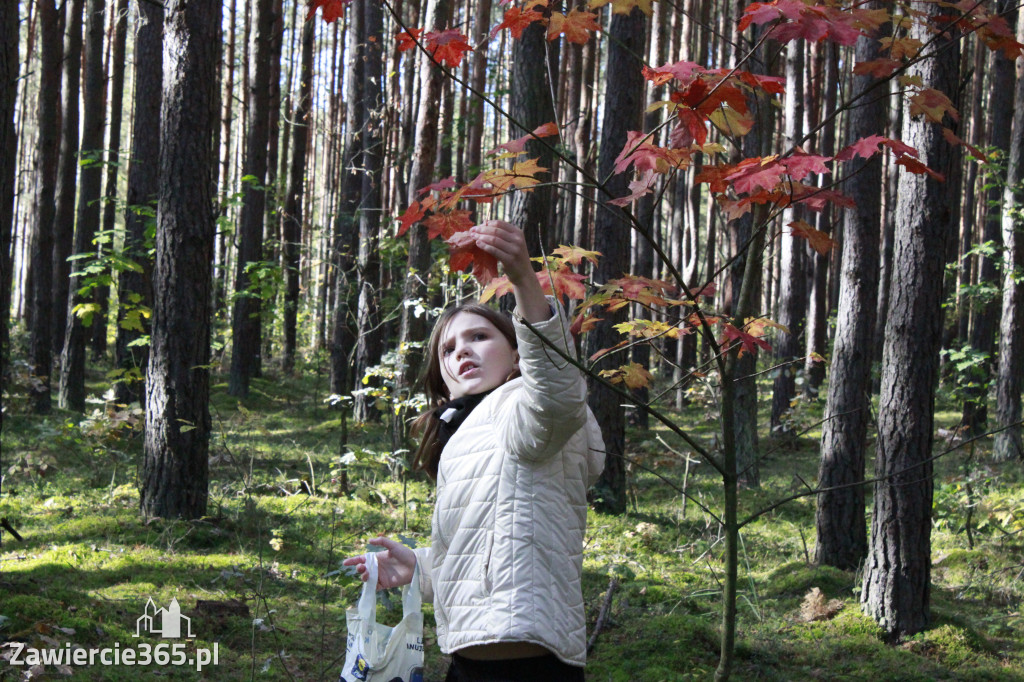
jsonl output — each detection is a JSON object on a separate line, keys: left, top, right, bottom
{"left": 141, "top": 0, "right": 222, "bottom": 519}
{"left": 28, "top": 0, "right": 64, "bottom": 414}
{"left": 994, "top": 15, "right": 1024, "bottom": 462}
{"left": 815, "top": 6, "right": 887, "bottom": 570}
{"left": 52, "top": 0, "right": 85, "bottom": 357}
{"left": 228, "top": 0, "right": 276, "bottom": 397}
{"left": 1, "top": 0, "right": 19, "bottom": 396}
{"left": 862, "top": 9, "right": 959, "bottom": 636}
{"left": 114, "top": 0, "right": 161, "bottom": 406}
{"left": 60, "top": 0, "right": 107, "bottom": 411}
{"left": 93, "top": 0, "right": 129, "bottom": 357}
{"left": 281, "top": 16, "right": 316, "bottom": 374}
{"left": 587, "top": 6, "right": 646, "bottom": 514}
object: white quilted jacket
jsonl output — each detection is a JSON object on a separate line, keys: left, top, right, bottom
{"left": 413, "top": 303, "right": 605, "bottom": 666}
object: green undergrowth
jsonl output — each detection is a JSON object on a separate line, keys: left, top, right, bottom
{"left": 2, "top": 369, "right": 1023, "bottom": 680}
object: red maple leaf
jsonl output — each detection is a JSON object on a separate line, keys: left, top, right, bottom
{"left": 781, "top": 152, "right": 831, "bottom": 181}
{"left": 424, "top": 29, "right": 473, "bottom": 68}
{"left": 727, "top": 158, "right": 786, "bottom": 194}
{"left": 835, "top": 134, "right": 887, "bottom": 161}
{"left": 674, "top": 108, "right": 708, "bottom": 146}
{"left": 608, "top": 170, "right": 657, "bottom": 207}
{"left": 895, "top": 155, "right": 945, "bottom": 182}
{"left": 789, "top": 219, "right": 835, "bottom": 255}
{"left": 418, "top": 176, "right": 458, "bottom": 196}
{"left": 720, "top": 322, "right": 772, "bottom": 356}
{"left": 613, "top": 131, "right": 690, "bottom": 174}
{"left": 909, "top": 88, "right": 959, "bottom": 124}
{"left": 396, "top": 201, "right": 425, "bottom": 237}
{"left": 642, "top": 65, "right": 675, "bottom": 86}
{"left": 488, "top": 122, "right": 559, "bottom": 155}
{"left": 446, "top": 231, "right": 499, "bottom": 283}
{"left": 852, "top": 58, "right": 902, "bottom": 79}
{"left": 396, "top": 27, "right": 424, "bottom": 52}
{"left": 424, "top": 209, "right": 473, "bottom": 241}
{"left": 654, "top": 60, "right": 704, "bottom": 85}
{"left": 547, "top": 9, "right": 600, "bottom": 44}
{"left": 490, "top": 6, "right": 545, "bottom": 39}
{"left": 881, "top": 138, "right": 917, "bottom": 158}
{"left": 942, "top": 127, "right": 985, "bottom": 162}
{"left": 541, "top": 264, "right": 588, "bottom": 300}
{"left": 308, "top": 0, "right": 349, "bottom": 23}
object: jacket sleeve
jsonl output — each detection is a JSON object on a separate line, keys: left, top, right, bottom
{"left": 503, "top": 298, "right": 588, "bottom": 463}
{"left": 413, "top": 546, "right": 434, "bottom": 602}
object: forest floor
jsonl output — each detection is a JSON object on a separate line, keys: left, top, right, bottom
{"left": 1, "top": 364, "right": 1023, "bottom": 681}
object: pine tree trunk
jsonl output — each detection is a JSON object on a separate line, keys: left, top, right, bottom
{"left": 586, "top": 7, "right": 646, "bottom": 514}
{"left": 141, "top": 0, "right": 221, "bottom": 520}
{"left": 994, "top": 13, "right": 1024, "bottom": 462}
{"left": 962, "top": 0, "right": 1015, "bottom": 435}
{"left": 228, "top": 0, "right": 275, "bottom": 396}
{"left": 1, "top": 0, "right": 19, "bottom": 397}
{"left": 862, "top": 10, "right": 959, "bottom": 637}
{"left": 770, "top": 40, "right": 806, "bottom": 435}
{"left": 59, "top": 0, "right": 106, "bottom": 411}
{"left": 353, "top": 0, "right": 384, "bottom": 423}
{"left": 52, "top": 0, "right": 85, "bottom": 358}
{"left": 92, "top": 0, "right": 128, "bottom": 358}
{"left": 509, "top": 18, "right": 557, "bottom": 256}
{"left": 28, "top": 0, "right": 64, "bottom": 414}
{"left": 113, "top": 0, "right": 161, "bottom": 406}
{"left": 281, "top": 17, "right": 315, "bottom": 374}
{"left": 815, "top": 14, "right": 886, "bottom": 570}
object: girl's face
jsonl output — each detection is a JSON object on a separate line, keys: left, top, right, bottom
{"left": 439, "top": 312, "right": 519, "bottom": 399}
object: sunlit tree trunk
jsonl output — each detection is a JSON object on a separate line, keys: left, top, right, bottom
{"left": 281, "top": 17, "right": 315, "bottom": 374}
{"left": 141, "top": 0, "right": 221, "bottom": 519}
{"left": 353, "top": 0, "right": 384, "bottom": 423}
{"left": 60, "top": 0, "right": 107, "bottom": 411}
{"left": 994, "top": 14, "right": 1024, "bottom": 462}
{"left": 771, "top": 40, "right": 806, "bottom": 435}
{"left": 862, "top": 7, "right": 959, "bottom": 637}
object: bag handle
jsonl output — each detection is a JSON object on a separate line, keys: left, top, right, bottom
{"left": 357, "top": 548, "right": 422, "bottom": 623}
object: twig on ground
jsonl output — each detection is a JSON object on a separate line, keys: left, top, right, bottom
{"left": 587, "top": 576, "right": 620, "bottom": 655}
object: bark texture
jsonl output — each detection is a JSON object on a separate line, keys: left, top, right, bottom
{"left": 141, "top": 0, "right": 221, "bottom": 519}
{"left": 586, "top": 8, "right": 646, "bottom": 514}
{"left": 862, "top": 10, "right": 958, "bottom": 636}
{"left": 1, "top": 0, "right": 19, "bottom": 394}
{"left": 114, "top": 0, "right": 161, "bottom": 406}
{"left": 815, "top": 14, "right": 885, "bottom": 570}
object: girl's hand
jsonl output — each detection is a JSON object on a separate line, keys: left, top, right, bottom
{"left": 470, "top": 220, "right": 533, "bottom": 286}
{"left": 470, "top": 220, "right": 550, "bottom": 323}
{"left": 342, "top": 536, "right": 417, "bottom": 589}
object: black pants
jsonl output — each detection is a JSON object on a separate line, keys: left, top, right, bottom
{"left": 444, "top": 653, "right": 585, "bottom": 682}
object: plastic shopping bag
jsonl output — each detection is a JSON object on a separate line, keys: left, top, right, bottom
{"left": 339, "top": 551, "right": 424, "bottom": 682}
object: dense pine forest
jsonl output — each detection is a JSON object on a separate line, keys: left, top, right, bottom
{"left": 1, "top": 0, "right": 1023, "bottom": 679}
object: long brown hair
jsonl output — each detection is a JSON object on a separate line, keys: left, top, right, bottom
{"left": 410, "top": 303, "right": 519, "bottom": 479}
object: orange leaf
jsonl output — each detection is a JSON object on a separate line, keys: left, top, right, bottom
{"left": 423, "top": 209, "right": 473, "bottom": 241}
{"left": 396, "top": 27, "right": 424, "bottom": 52}
{"left": 551, "top": 244, "right": 601, "bottom": 266}
{"left": 446, "top": 231, "right": 499, "bottom": 283}
{"left": 490, "top": 6, "right": 545, "bottom": 39}
{"left": 424, "top": 28, "right": 473, "bottom": 68}
{"left": 308, "top": 0, "right": 349, "bottom": 23}
{"left": 788, "top": 219, "right": 835, "bottom": 255}
{"left": 547, "top": 9, "right": 600, "bottom": 44}
{"left": 895, "top": 155, "right": 945, "bottom": 182}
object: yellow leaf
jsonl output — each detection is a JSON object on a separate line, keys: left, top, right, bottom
{"left": 709, "top": 108, "right": 754, "bottom": 137}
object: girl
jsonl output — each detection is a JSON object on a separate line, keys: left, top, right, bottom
{"left": 344, "top": 220, "right": 604, "bottom": 682}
